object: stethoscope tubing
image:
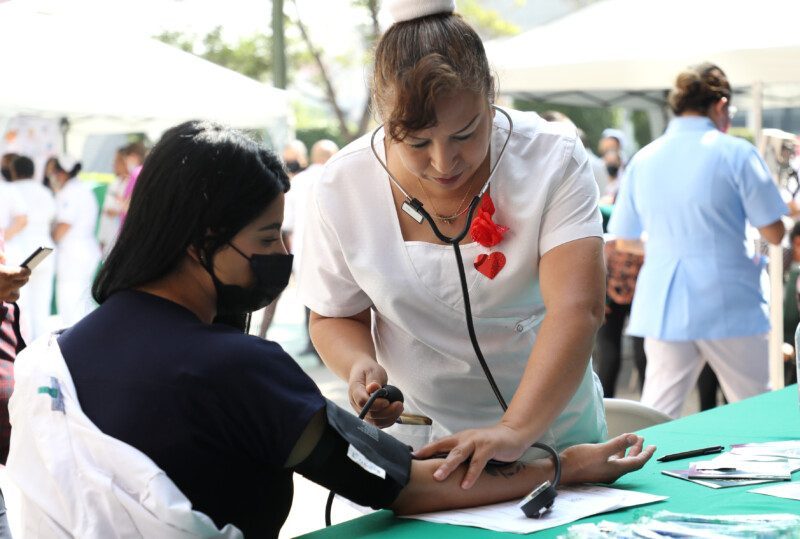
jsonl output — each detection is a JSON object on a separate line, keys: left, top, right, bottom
{"left": 370, "top": 106, "right": 561, "bottom": 486}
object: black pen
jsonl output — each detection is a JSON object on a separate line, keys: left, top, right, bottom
{"left": 657, "top": 445, "right": 724, "bottom": 463}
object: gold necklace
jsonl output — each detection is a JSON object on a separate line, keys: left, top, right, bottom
{"left": 415, "top": 175, "right": 477, "bottom": 225}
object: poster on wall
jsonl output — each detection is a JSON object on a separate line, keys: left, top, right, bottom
{"left": 0, "top": 116, "right": 61, "bottom": 182}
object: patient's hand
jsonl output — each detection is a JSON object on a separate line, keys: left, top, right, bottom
{"left": 560, "top": 434, "right": 655, "bottom": 485}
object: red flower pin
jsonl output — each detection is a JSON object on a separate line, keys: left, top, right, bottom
{"left": 470, "top": 194, "right": 509, "bottom": 248}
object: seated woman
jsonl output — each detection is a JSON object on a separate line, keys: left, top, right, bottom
{"left": 8, "top": 121, "right": 654, "bottom": 538}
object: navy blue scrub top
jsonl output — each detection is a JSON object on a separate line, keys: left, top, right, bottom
{"left": 59, "top": 290, "right": 325, "bottom": 538}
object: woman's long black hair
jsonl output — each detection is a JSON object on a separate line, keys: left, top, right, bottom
{"left": 93, "top": 121, "right": 289, "bottom": 317}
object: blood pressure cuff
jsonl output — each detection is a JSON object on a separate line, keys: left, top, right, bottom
{"left": 294, "top": 399, "right": 412, "bottom": 509}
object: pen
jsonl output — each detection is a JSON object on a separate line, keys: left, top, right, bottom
{"left": 656, "top": 445, "right": 724, "bottom": 463}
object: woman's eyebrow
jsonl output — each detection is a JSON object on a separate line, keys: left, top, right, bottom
{"left": 407, "top": 114, "right": 482, "bottom": 141}
{"left": 258, "top": 223, "right": 282, "bottom": 231}
{"left": 452, "top": 114, "right": 480, "bottom": 135}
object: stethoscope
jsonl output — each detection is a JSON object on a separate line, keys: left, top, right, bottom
{"left": 369, "top": 105, "right": 513, "bottom": 411}
{"left": 368, "top": 105, "right": 562, "bottom": 519}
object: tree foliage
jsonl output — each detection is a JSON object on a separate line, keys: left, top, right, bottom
{"left": 513, "top": 98, "right": 617, "bottom": 153}
{"left": 156, "top": 1, "right": 527, "bottom": 142}
{"left": 156, "top": 27, "right": 275, "bottom": 83}
{"left": 460, "top": 0, "right": 520, "bottom": 38}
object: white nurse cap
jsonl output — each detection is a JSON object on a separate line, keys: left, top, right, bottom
{"left": 386, "top": 0, "right": 456, "bottom": 24}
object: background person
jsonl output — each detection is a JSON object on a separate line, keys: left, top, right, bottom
{"left": 96, "top": 148, "right": 129, "bottom": 258}
{"left": 282, "top": 138, "right": 309, "bottom": 178}
{"left": 7, "top": 155, "right": 56, "bottom": 341}
{"left": 609, "top": 63, "right": 787, "bottom": 419}
{"left": 50, "top": 154, "right": 101, "bottom": 327}
{"left": 0, "top": 230, "right": 30, "bottom": 539}
{"left": 118, "top": 141, "right": 147, "bottom": 223}
{"left": 281, "top": 139, "right": 339, "bottom": 356}
{"left": 0, "top": 153, "right": 19, "bottom": 182}
{"left": 595, "top": 181, "right": 646, "bottom": 398}
{"left": 7, "top": 120, "right": 654, "bottom": 538}
{"left": 0, "top": 171, "right": 28, "bottom": 247}
{"left": 299, "top": 0, "right": 608, "bottom": 489}
{"left": 255, "top": 140, "right": 310, "bottom": 338}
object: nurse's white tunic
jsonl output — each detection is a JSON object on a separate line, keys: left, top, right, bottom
{"left": 55, "top": 180, "right": 101, "bottom": 326}
{"left": 298, "top": 108, "right": 607, "bottom": 453}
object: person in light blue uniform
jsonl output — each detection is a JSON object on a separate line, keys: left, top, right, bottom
{"left": 609, "top": 63, "right": 787, "bottom": 418}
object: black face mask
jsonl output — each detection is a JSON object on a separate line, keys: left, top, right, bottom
{"left": 204, "top": 243, "right": 294, "bottom": 316}
{"left": 0, "top": 167, "right": 10, "bottom": 181}
{"left": 606, "top": 164, "right": 620, "bottom": 178}
{"left": 285, "top": 160, "right": 303, "bottom": 174}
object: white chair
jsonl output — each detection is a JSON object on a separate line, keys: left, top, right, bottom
{"left": 603, "top": 398, "right": 671, "bottom": 438}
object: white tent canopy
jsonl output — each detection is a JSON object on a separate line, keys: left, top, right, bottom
{"left": 486, "top": 0, "right": 800, "bottom": 110}
{"left": 0, "top": 2, "right": 289, "bottom": 142}
{"left": 487, "top": 0, "right": 800, "bottom": 391}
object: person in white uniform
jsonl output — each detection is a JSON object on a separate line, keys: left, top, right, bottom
{"left": 283, "top": 139, "right": 339, "bottom": 355}
{"left": 608, "top": 63, "right": 787, "bottom": 418}
{"left": 7, "top": 155, "right": 56, "bottom": 341}
{"left": 50, "top": 155, "right": 101, "bottom": 327}
{"left": 0, "top": 174, "right": 28, "bottom": 248}
{"left": 298, "top": 0, "right": 607, "bottom": 489}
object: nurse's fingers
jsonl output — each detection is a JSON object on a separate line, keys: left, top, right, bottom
{"left": 348, "top": 364, "right": 388, "bottom": 410}
{"left": 435, "top": 444, "right": 477, "bottom": 485}
{"left": 348, "top": 381, "right": 371, "bottom": 414}
{"left": 460, "top": 448, "right": 494, "bottom": 489}
{"left": 414, "top": 436, "right": 481, "bottom": 484}
{"left": 414, "top": 436, "right": 457, "bottom": 460}
{"left": 365, "top": 401, "right": 404, "bottom": 428}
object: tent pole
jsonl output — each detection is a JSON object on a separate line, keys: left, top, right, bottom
{"left": 59, "top": 117, "right": 70, "bottom": 154}
{"left": 756, "top": 80, "right": 785, "bottom": 391}
{"left": 272, "top": 0, "right": 286, "bottom": 90}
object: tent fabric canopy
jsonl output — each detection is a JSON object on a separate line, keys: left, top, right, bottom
{"left": 0, "top": 2, "right": 288, "bottom": 130}
{"left": 486, "top": 0, "right": 800, "bottom": 109}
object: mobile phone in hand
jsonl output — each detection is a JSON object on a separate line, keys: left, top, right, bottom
{"left": 20, "top": 247, "right": 53, "bottom": 270}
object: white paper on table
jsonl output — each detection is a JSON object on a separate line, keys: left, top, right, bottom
{"left": 693, "top": 452, "right": 800, "bottom": 471}
{"left": 400, "top": 485, "right": 666, "bottom": 534}
{"left": 691, "top": 454, "right": 796, "bottom": 478}
{"left": 730, "top": 441, "right": 800, "bottom": 459}
{"left": 749, "top": 482, "right": 800, "bottom": 501}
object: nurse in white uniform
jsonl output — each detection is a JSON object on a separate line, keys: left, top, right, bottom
{"left": 298, "top": 0, "right": 607, "bottom": 489}
{"left": 50, "top": 155, "right": 101, "bottom": 326}
{"left": 7, "top": 155, "right": 56, "bottom": 340}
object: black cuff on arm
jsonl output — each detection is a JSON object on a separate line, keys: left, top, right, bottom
{"left": 294, "top": 399, "right": 412, "bottom": 509}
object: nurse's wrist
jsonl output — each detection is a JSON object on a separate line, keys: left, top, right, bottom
{"left": 499, "top": 415, "right": 540, "bottom": 448}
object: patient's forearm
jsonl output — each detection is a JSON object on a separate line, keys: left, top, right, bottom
{"left": 391, "top": 458, "right": 554, "bottom": 515}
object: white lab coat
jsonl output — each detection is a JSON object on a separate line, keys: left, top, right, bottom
{"left": 7, "top": 334, "right": 243, "bottom": 538}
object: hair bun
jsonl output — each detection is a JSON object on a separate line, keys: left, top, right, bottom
{"left": 386, "top": 0, "right": 455, "bottom": 23}
{"left": 56, "top": 153, "right": 80, "bottom": 174}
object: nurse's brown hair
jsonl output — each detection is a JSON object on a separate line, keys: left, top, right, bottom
{"left": 373, "top": 13, "right": 495, "bottom": 141}
{"left": 668, "top": 62, "right": 732, "bottom": 116}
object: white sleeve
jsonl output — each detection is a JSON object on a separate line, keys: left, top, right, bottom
{"left": 0, "top": 185, "right": 28, "bottom": 229}
{"left": 9, "top": 186, "right": 27, "bottom": 217}
{"left": 296, "top": 179, "right": 373, "bottom": 317}
{"left": 538, "top": 137, "right": 603, "bottom": 255}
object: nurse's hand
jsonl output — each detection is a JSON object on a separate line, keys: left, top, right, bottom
{"left": 414, "top": 423, "right": 531, "bottom": 489}
{"left": 348, "top": 360, "right": 403, "bottom": 428}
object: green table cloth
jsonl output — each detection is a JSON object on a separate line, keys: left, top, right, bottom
{"left": 299, "top": 386, "right": 800, "bottom": 538}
